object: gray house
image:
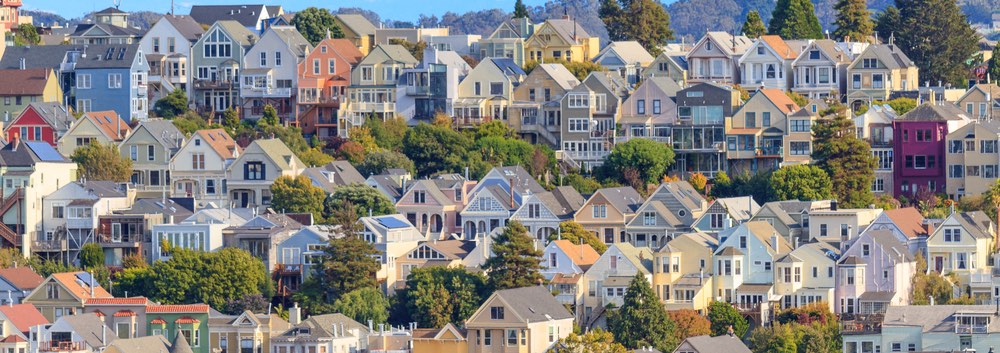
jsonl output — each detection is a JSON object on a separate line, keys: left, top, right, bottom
{"left": 189, "top": 21, "right": 258, "bottom": 114}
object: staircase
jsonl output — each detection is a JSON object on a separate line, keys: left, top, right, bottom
{"left": 0, "top": 189, "right": 23, "bottom": 247}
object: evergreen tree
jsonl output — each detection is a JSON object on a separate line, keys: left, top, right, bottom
{"left": 291, "top": 7, "right": 344, "bottom": 45}
{"left": 513, "top": 0, "right": 530, "bottom": 18}
{"left": 707, "top": 301, "right": 749, "bottom": 337}
{"left": 599, "top": 0, "right": 626, "bottom": 42}
{"left": 741, "top": 10, "right": 766, "bottom": 38}
{"left": 811, "top": 106, "right": 877, "bottom": 208}
{"left": 482, "top": 221, "right": 544, "bottom": 290}
{"left": 873, "top": 6, "right": 901, "bottom": 40}
{"left": 768, "top": 0, "right": 824, "bottom": 39}
{"left": 832, "top": 0, "right": 873, "bottom": 42}
{"left": 599, "top": 0, "right": 674, "bottom": 55}
{"left": 894, "top": 0, "right": 979, "bottom": 86}
{"left": 987, "top": 43, "right": 1000, "bottom": 84}
{"left": 607, "top": 273, "right": 678, "bottom": 352}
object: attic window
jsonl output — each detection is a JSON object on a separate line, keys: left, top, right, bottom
{"left": 706, "top": 42, "right": 712, "bottom": 51}
{"left": 757, "top": 47, "right": 764, "bottom": 55}
{"left": 809, "top": 50, "right": 820, "bottom": 59}
{"left": 194, "top": 139, "right": 201, "bottom": 146}
{"left": 490, "top": 306, "right": 505, "bottom": 320}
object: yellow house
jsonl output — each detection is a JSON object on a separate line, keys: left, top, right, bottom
{"left": 654, "top": 232, "right": 718, "bottom": 314}
{"left": 0, "top": 68, "right": 63, "bottom": 123}
{"left": 464, "top": 286, "right": 573, "bottom": 353}
{"left": 524, "top": 17, "right": 599, "bottom": 64}
{"left": 333, "top": 14, "right": 376, "bottom": 56}
{"left": 925, "top": 211, "right": 995, "bottom": 298}
{"left": 412, "top": 323, "right": 468, "bottom": 353}
{"left": 846, "top": 43, "right": 919, "bottom": 110}
{"left": 945, "top": 120, "right": 1000, "bottom": 198}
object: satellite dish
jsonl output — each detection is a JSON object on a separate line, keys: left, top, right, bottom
{"left": 113, "top": 0, "right": 123, "bottom": 9}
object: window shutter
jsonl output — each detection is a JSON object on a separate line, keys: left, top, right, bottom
{"left": 261, "top": 164, "right": 266, "bottom": 180}
{"left": 243, "top": 163, "right": 249, "bottom": 179}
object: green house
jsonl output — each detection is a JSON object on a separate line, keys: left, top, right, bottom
{"left": 146, "top": 304, "right": 211, "bottom": 353}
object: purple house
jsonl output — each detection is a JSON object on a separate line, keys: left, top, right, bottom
{"left": 892, "top": 103, "right": 970, "bottom": 197}
{"left": 835, "top": 229, "right": 915, "bottom": 314}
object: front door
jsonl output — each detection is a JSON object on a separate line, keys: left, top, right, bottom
{"left": 934, "top": 256, "right": 944, "bottom": 273}
{"left": 233, "top": 191, "right": 251, "bottom": 208}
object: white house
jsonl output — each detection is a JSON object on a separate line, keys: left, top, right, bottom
{"left": 41, "top": 181, "right": 131, "bottom": 265}
{"left": 150, "top": 208, "right": 254, "bottom": 262}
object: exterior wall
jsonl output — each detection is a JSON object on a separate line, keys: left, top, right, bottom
{"left": 618, "top": 79, "right": 677, "bottom": 143}
{"left": 296, "top": 39, "right": 353, "bottom": 137}
{"left": 241, "top": 28, "right": 303, "bottom": 121}
{"left": 23, "top": 281, "right": 84, "bottom": 322}
{"left": 809, "top": 209, "right": 881, "bottom": 244}
{"left": 5, "top": 105, "right": 61, "bottom": 146}
{"left": 846, "top": 48, "right": 918, "bottom": 108}
{"left": 792, "top": 44, "right": 847, "bottom": 99}
{"left": 580, "top": 245, "right": 650, "bottom": 322}
{"left": 893, "top": 120, "right": 947, "bottom": 197}
{"left": 139, "top": 18, "right": 194, "bottom": 92}
{"left": 150, "top": 223, "right": 227, "bottom": 262}
{"left": 523, "top": 23, "right": 598, "bottom": 64}
{"left": 944, "top": 124, "right": 1000, "bottom": 198}
{"left": 190, "top": 25, "right": 247, "bottom": 113}
{"left": 146, "top": 312, "right": 210, "bottom": 353}
{"left": 57, "top": 119, "right": 118, "bottom": 157}
{"left": 14, "top": 162, "right": 78, "bottom": 256}
{"left": 957, "top": 87, "right": 1000, "bottom": 120}
{"left": 120, "top": 126, "right": 181, "bottom": 198}
{"left": 169, "top": 133, "right": 232, "bottom": 206}
{"left": 0, "top": 75, "right": 61, "bottom": 122}
{"left": 687, "top": 37, "right": 740, "bottom": 84}
{"left": 727, "top": 92, "right": 790, "bottom": 173}
{"left": 225, "top": 142, "right": 302, "bottom": 210}
{"left": 739, "top": 43, "right": 792, "bottom": 91}
{"left": 75, "top": 55, "right": 149, "bottom": 122}
{"left": 574, "top": 192, "right": 629, "bottom": 245}
{"left": 332, "top": 17, "right": 373, "bottom": 56}
{"left": 926, "top": 216, "right": 992, "bottom": 286}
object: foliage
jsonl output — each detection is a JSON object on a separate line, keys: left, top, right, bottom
{"left": 873, "top": 6, "right": 901, "bottom": 41}
{"left": 741, "top": 10, "right": 767, "bottom": 38}
{"left": 811, "top": 109, "right": 877, "bottom": 208}
{"left": 989, "top": 45, "right": 1000, "bottom": 85}
{"left": 523, "top": 59, "right": 606, "bottom": 81}
{"left": 392, "top": 267, "right": 488, "bottom": 328}
{"left": 889, "top": 0, "right": 980, "bottom": 86}
{"left": 547, "top": 329, "right": 628, "bottom": 353}
{"left": 874, "top": 194, "right": 901, "bottom": 210}
{"left": 548, "top": 221, "right": 608, "bottom": 254}
{"left": 271, "top": 175, "right": 327, "bottom": 221}
{"left": 474, "top": 120, "right": 516, "bottom": 140}
{"left": 291, "top": 7, "right": 344, "bottom": 45}
{"left": 878, "top": 98, "right": 917, "bottom": 116}
{"left": 707, "top": 301, "right": 749, "bottom": 337}
{"left": 402, "top": 123, "right": 484, "bottom": 177}
{"left": 71, "top": 141, "right": 133, "bottom": 182}
{"left": 711, "top": 171, "right": 775, "bottom": 203}
{"left": 301, "top": 235, "right": 380, "bottom": 305}
{"left": 608, "top": 273, "right": 677, "bottom": 352}
{"left": 785, "top": 91, "right": 809, "bottom": 108}
{"left": 349, "top": 124, "right": 380, "bottom": 154}
{"left": 669, "top": 309, "right": 712, "bottom": 343}
{"left": 0, "top": 249, "right": 33, "bottom": 269}
{"left": 563, "top": 174, "right": 602, "bottom": 195}
{"left": 79, "top": 243, "right": 105, "bottom": 268}
{"left": 758, "top": 304, "right": 842, "bottom": 353}
{"left": 332, "top": 287, "right": 391, "bottom": 325}
{"left": 768, "top": 0, "right": 824, "bottom": 39}
{"left": 154, "top": 89, "right": 188, "bottom": 119}
{"left": 13, "top": 23, "right": 40, "bottom": 46}
{"left": 357, "top": 150, "right": 416, "bottom": 176}
{"left": 222, "top": 294, "right": 270, "bottom": 315}
{"left": 832, "top": 0, "right": 873, "bottom": 42}
{"left": 483, "top": 221, "right": 545, "bottom": 290}
{"left": 747, "top": 323, "right": 798, "bottom": 353}
{"left": 911, "top": 259, "right": 956, "bottom": 305}
{"left": 389, "top": 39, "right": 428, "bottom": 61}
{"left": 770, "top": 165, "right": 833, "bottom": 201}
{"left": 688, "top": 173, "right": 708, "bottom": 194}
{"left": 599, "top": 0, "right": 674, "bottom": 55}
{"left": 121, "top": 253, "right": 146, "bottom": 269}
{"left": 602, "top": 139, "right": 675, "bottom": 184}
{"left": 325, "top": 183, "right": 396, "bottom": 219}
{"left": 513, "top": 0, "right": 531, "bottom": 18}
{"left": 34, "top": 260, "right": 79, "bottom": 278}
{"left": 297, "top": 147, "right": 335, "bottom": 167}
{"left": 336, "top": 141, "right": 367, "bottom": 164}
{"left": 171, "top": 111, "right": 219, "bottom": 135}
{"left": 364, "top": 117, "right": 408, "bottom": 152}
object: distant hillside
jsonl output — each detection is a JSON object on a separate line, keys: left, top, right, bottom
{"left": 23, "top": 9, "right": 67, "bottom": 27}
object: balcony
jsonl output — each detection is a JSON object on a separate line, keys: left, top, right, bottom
{"left": 956, "top": 324, "right": 989, "bottom": 334}
{"left": 405, "top": 85, "right": 431, "bottom": 96}
{"left": 673, "top": 141, "right": 725, "bottom": 152}
{"left": 97, "top": 233, "right": 143, "bottom": 247}
{"left": 756, "top": 146, "right": 783, "bottom": 157}
{"left": 562, "top": 150, "right": 610, "bottom": 162}
{"left": 193, "top": 79, "right": 237, "bottom": 90}
{"left": 591, "top": 129, "right": 614, "bottom": 139}
{"left": 733, "top": 302, "right": 761, "bottom": 314}
{"left": 250, "top": 105, "right": 294, "bottom": 117}
{"left": 868, "top": 139, "right": 892, "bottom": 148}
{"left": 243, "top": 86, "right": 292, "bottom": 98}
{"left": 274, "top": 263, "right": 303, "bottom": 275}
{"left": 453, "top": 116, "right": 493, "bottom": 128}
{"left": 299, "top": 95, "right": 340, "bottom": 107}
{"left": 33, "top": 239, "right": 68, "bottom": 252}
{"left": 840, "top": 313, "right": 883, "bottom": 335}
{"left": 39, "top": 341, "right": 86, "bottom": 352}
{"left": 351, "top": 102, "right": 395, "bottom": 113}
{"left": 66, "top": 218, "right": 96, "bottom": 229}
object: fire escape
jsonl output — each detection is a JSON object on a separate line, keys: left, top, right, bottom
{"left": 0, "top": 188, "right": 24, "bottom": 248}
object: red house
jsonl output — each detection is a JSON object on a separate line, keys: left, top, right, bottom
{"left": 0, "top": 0, "right": 21, "bottom": 31}
{"left": 2, "top": 102, "right": 73, "bottom": 147}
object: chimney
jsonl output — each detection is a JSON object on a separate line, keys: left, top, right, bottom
{"left": 102, "top": 323, "right": 107, "bottom": 345}
{"left": 771, "top": 232, "right": 780, "bottom": 252}
{"left": 830, "top": 199, "right": 838, "bottom": 211}
{"left": 18, "top": 58, "right": 25, "bottom": 70}
{"left": 289, "top": 302, "right": 301, "bottom": 325}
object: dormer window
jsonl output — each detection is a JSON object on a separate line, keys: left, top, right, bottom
{"left": 809, "top": 50, "right": 820, "bottom": 59}
{"left": 490, "top": 306, "right": 504, "bottom": 320}
{"left": 706, "top": 41, "right": 713, "bottom": 51}
{"left": 413, "top": 191, "right": 426, "bottom": 204}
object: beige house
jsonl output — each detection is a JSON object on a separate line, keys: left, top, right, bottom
{"left": 782, "top": 99, "right": 827, "bottom": 166}
{"left": 593, "top": 41, "right": 654, "bottom": 86}
{"left": 333, "top": 14, "right": 376, "bottom": 56}
{"left": 945, "top": 119, "right": 1000, "bottom": 198}
{"left": 956, "top": 83, "right": 1000, "bottom": 120}
{"left": 686, "top": 32, "right": 752, "bottom": 85}
{"left": 791, "top": 39, "right": 856, "bottom": 99}
{"left": 807, "top": 201, "right": 881, "bottom": 245}
{"left": 580, "top": 243, "right": 653, "bottom": 327}
{"left": 225, "top": 139, "right": 304, "bottom": 211}
{"left": 618, "top": 77, "right": 681, "bottom": 144}
{"left": 642, "top": 51, "right": 688, "bottom": 85}
{"left": 726, "top": 88, "right": 801, "bottom": 173}
{"left": 773, "top": 241, "right": 838, "bottom": 312}
{"left": 454, "top": 58, "right": 525, "bottom": 128}
{"left": 738, "top": 35, "right": 799, "bottom": 91}
{"left": 464, "top": 286, "right": 573, "bottom": 353}
{"left": 846, "top": 43, "right": 919, "bottom": 110}
{"left": 395, "top": 177, "right": 475, "bottom": 240}
{"left": 523, "top": 18, "right": 600, "bottom": 64}
{"left": 926, "top": 211, "right": 995, "bottom": 297}
{"left": 119, "top": 120, "right": 183, "bottom": 198}
{"left": 24, "top": 272, "right": 112, "bottom": 321}
{"left": 574, "top": 187, "right": 642, "bottom": 245}
{"left": 169, "top": 129, "right": 241, "bottom": 208}
{"left": 509, "top": 63, "right": 579, "bottom": 146}
{"left": 208, "top": 310, "right": 290, "bottom": 353}
{"left": 654, "top": 232, "right": 717, "bottom": 313}
{"left": 339, "top": 44, "right": 418, "bottom": 137}
{"left": 56, "top": 111, "right": 131, "bottom": 157}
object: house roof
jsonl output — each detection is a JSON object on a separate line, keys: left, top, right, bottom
{"left": 378, "top": 44, "right": 420, "bottom": 64}
{"left": 50, "top": 272, "right": 112, "bottom": 299}
{"left": 534, "top": 186, "right": 585, "bottom": 219}
{"left": 0, "top": 139, "right": 71, "bottom": 166}
{"left": 105, "top": 336, "right": 172, "bottom": 353}
{"left": 535, "top": 63, "right": 580, "bottom": 91}
{"left": 267, "top": 26, "right": 312, "bottom": 58}
{"left": 146, "top": 304, "right": 211, "bottom": 313}
{"left": 213, "top": 21, "right": 259, "bottom": 47}
{"left": 21, "top": 102, "right": 74, "bottom": 131}
{"left": 552, "top": 239, "right": 600, "bottom": 269}
{"left": 680, "top": 335, "right": 752, "bottom": 353}
{"left": 492, "top": 286, "right": 573, "bottom": 322}
{"left": 597, "top": 41, "right": 655, "bottom": 64}
{"left": 0, "top": 267, "right": 43, "bottom": 290}
{"left": 759, "top": 35, "right": 798, "bottom": 60}
{"left": 335, "top": 14, "right": 377, "bottom": 36}
{"left": 714, "top": 196, "right": 761, "bottom": 222}
{"left": 745, "top": 221, "right": 792, "bottom": 253}
{"left": 954, "top": 211, "right": 994, "bottom": 240}
{"left": 882, "top": 207, "right": 927, "bottom": 238}
{"left": 646, "top": 76, "right": 682, "bottom": 98}
{"left": 321, "top": 38, "right": 364, "bottom": 64}
{"left": 133, "top": 120, "right": 184, "bottom": 150}
{"left": 857, "top": 43, "right": 914, "bottom": 69}
{"left": 758, "top": 88, "right": 800, "bottom": 114}
{"left": 809, "top": 39, "right": 854, "bottom": 64}
{"left": 82, "top": 110, "right": 130, "bottom": 140}
{"left": 161, "top": 15, "right": 205, "bottom": 42}
{"left": 193, "top": 129, "right": 240, "bottom": 159}
{"left": 84, "top": 297, "right": 151, "bottom": 306}
{"left": 544, "top": 18, "right": 591, "bottom": 43}
{"left": 593, "top": 187, "right": 642, "bottom": 214}
{"left": 61, "top": 313, "right": 116, "bottom": 348}
{"left": 293, "top": 313, "right": 368, "bottom": 339}
{"left": 73, "top": 44, "right": 142, "bottom": 69}
{"left": 704, "top": 32, "right": 753, "bottom": 56}
{"left": 616, "top": 242, "right": 654, "bottom": 273}
{"left": 246, "top": 138, "right": 303, "bottom": 171}
{"left": 121, "top": 198, "right": 194, "bottom": 220}
{"left": 0, "top": 45, "right": 77, "bottom": 71}
{"left": 898, "top": 103, "right": 970, "bottom": 121}
{"left": 302, "top": 161, "right": 365, "bottom": 192}
{"left": 864, "top": 229, "right": 913, "bottom": 262}
{"left": 883, "top": 305, "right": 1000, "bottom": 333}
{"left": 423, "top": 240, "right": 477, "bottom": 260}
{"left": 489, "top": 57, "right": 526, "bottom": 78}
{"left": 189, "top": 5, "right": 268, "bottom": 28}
{"left": 0, "top": 68, "right": 54, "bottom": 96}
{"left": 0, "top": 303, "right": 47, "bottom": 334}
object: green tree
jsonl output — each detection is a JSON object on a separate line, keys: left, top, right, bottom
{"left": 223, "top": 294, "right": 270, "bottom": 315}
{"left": 13, "top": 23, "right": 40, "bottom": 46}
{"left": 71, "top": 141, "right": 133, "bottom": 182}
{"left": 786, "top": 91, "right": 809, "bottom": 108}
{"left": 513, "top": 0, "right": 531, "bottom": 18}
{"left": 747, "top": 323, "right": 798, "bottom": 353}
{"left": 393, "top": 267, "right": 488, "bottom": 328}
{"left": 811, "top": 107, "right": 877, "bottom": 208}
{"left": 473, "top": 120, "right": 516, "bottom": 140}
{"left": 873, "top": 6, "right": 901, "bottom": 40}
{"left": 34, "top": 260, "right": 79, "bottom": 278}
{"left": 688, "top": 173, "right": 708, "bottom": 194}
{"left": 548, "top": 220, "right": 608, "bottom": 254}
{"left": 79, "top": 243, "right": 105, "bottom": 268}
{"left": 523, "top": 59, "right": 606, "bottom": 81}
{"left": 893, "top": 0, "right": 979, "bottom": 86}
{"left": 562, "top": 174, "right": 602, "bottom": 195}
{"left": 669, "top": 309, "right": 712, "bottom": 343}
{"left": 598, "top": 0, "right": 626, "bottom": 44}
{"left": 402, "top": 123, "right": 479, "bottom": 177}
{"left": 154, "top": 89, "right": 188, "bottom": 118}
{"left": 364, "top": 117, "right": 408, "bottom": 151}
{"left": 599, "top": 0, "right": 674, "bottom": 55}
{"left": 768, "top": 0, "right": 824, "bottom": 39}
{"left": 389, "top": 39, "right": 428, "bottom": 61}
{"left": 483, "top": 221, "right": 544, "bottom": 290}
{"left": 741, "top": 10, "right": 767, "bottom": 38}
{"left": 707, "top": 301, "right": 749, "bottom": 337}
{"left": 547, "top": 329, "right": 628, "bottom": 353}
{"left": 878, "top": 97, "right": 917, "bottom": 115}
{"left": 306, "top": 235, "right": 380, "bottom": 303}
{"left": 291, "top": 7, "right": 344, "bottom": 45}
{"left": 357, "top": 150, "right": 416, "bottom": 176}
{"left": 332, "top": 287, "right": 390, "bottom": 325}
{"left": 259, "top": 105, "right": 280, "bottom": 126}
{"left": 138, "top": 248, "right": 270, "bottom": 309}
{"left": 608, "top": 273, "right": 677, "bottom": 352}
{"left": 297, "top": 147, "right": 335, "bottom": 167}
{"left": 988, "top": 45, "right": 1000, "bottom": 85}
{"left": 476, "top": 136, "right": 536, "bottom": 168}
{"left": 770, "top": 165, "right": 833, "bottom": 201}
{"left": 832, "top": 0, "right": 873, "bottom": 42}
{"left": 113, "top": 266, "right": 154, "bottom": 297}
{"left": 271, "top": 175, "right": 327, "bottom": 221}
{"left": 325, "top": 184, "right": 396, "bottom": 219}
{"left": 604, "top": 139, "right": 675, "bottom": 184}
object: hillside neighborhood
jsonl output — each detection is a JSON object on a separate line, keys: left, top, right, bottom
{"left": 0, "top": 0, "right": 996, "bottom": 352}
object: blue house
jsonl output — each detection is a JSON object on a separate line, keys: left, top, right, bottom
{"left": 71, "top": 44, "right": 149, "bottom": 121}
{"left": 274, "top": 226, "right": 334, "bottom": 297}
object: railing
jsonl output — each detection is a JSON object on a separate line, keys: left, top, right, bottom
{"left": 734, "top": 302, "right": 761, "bottom": 313}
{"left": 353, "top": 102, "right": 395, "bottom": 112}
{"left": 756, "top": 146, "right": 783, "bottom": 157}
{"left": 562, "top": 150, "right": 610, "bottom": 161}
{"left": 243, "top": 87, "right": 292, "bottom": 98}
{"left": 453, "top": 116, "right": 492, "bottom": 127}
{"left": 673, "top": 141, "right": 725, "bottom": 151}
{"left": 956, "top": 324, "right": 989, "bottom": 334}
{"left": 97, "top": 233, "right": 143, "bottom": 245}
{"left": 33, "top": 239, "right": 68, "bottom": 251}
{"left": 299, "top": 95, "right": 340, "bottom": 106}
{"left": 840, "top": 313, "right": 883, "bottom": 335}
{"left": 39, "top": 341, "right": 85, "bottom": 351}
{"left": 591, "top": 129, "right": 614, "bottom": 139}
{"left": 274, "top": 263, "right": 303, "bottom": 275}
{"left": 65, "top": 218, "right": 95, "bottom": 229}
{"left": 868, "top": 139, "right": 893, "bottom": 148}
{"left": 405, "top": 86, "right": 431, "bottom": 95}
{"left": 250, "top": 105, "right": 293, "bottom": 116}
{"left": 193, "top": 79, "right": 237, "bottom": 90}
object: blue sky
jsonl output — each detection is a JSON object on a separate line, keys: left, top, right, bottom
{"left": 25, "top": 0, "right": 550, "bottom": 21}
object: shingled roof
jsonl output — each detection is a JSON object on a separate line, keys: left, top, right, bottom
{"left": 0, "top": 68, "right": 54, "bottom": 96}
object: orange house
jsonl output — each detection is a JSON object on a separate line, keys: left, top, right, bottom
{"left": 295, "top": 38, "right": 363, "bottom": 139}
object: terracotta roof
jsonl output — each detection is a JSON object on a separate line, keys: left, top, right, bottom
{"left": 93, "top": 310, "right": 105, "bottom": 317}
{"left": 84, "top": 297, "right": 150, "bottom": 306}
{"left": 0, "top": 303, "right": 48, "bottom": 334}
{"left": 759, "top": 88, "right": 800, "bottom": 114}
{"left": 0, "top": 335, "right": 26, "bottom": 343}
{"left": 0, "top": 267, "right": 43, "bottom": 290}
{"left": 175, "top": 316, "right": 200, "bottom": 324}
{"left": 760, "top": 35, "right": 798, "bottom": 59}
{"left": 552, "top": 240, "right": 599, "bottom": 269}
{"left": 146, "top": 304, "right": 210, "bottom": 313}
{"left": 194, "top": 129, "right": 239, "bottom": 159}
{"left": 150, "top": 318, "right": 166, "bottom": 324}
{"left": 0, "top": 68, "right": 53, "bottom": 96}
{"left": 113, "top": 310, "right": 136, "bottom": 317}
{"left": 323, "top": 38, "right": 364, "bottom": 64}
{"left": 84, "top": 111, "right": 130, "bottom": 141}
{"left": 882, "top": 207, "right": 927, "bottom": 238}
{"left": 50, "top": 272, "right": 112, "bottom": 300}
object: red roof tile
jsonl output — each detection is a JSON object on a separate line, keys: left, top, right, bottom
{"left": 884, "top": 207, "right": 928, "bottom": 239}
{"left": 50, "top": 272, "right": 112, "bottom": 300}
{"left": 150, "top": 318, "right": 166, "bottom": 324}
{"left": 146, "top": 304, "right": 210, "bottom": 313}
{"left": 0, "top": 267, "right": 43, "bottom": 290}
{"left": 93, "top": 310, "right": 105, "bottom": 317}
{"left": 1, "top": 335, "right": 26, "bottom": 343}
{"left": 175, "top": 316, "right": 200, "bottom": 324}
{"left": 0, "top": 303, "right": 48, "bottom": 334}
{"left": 113, "top": 310, "right": 136, "bottom": 317}
{"left": 85, "top": 297, "right": 150, "bottom": 306}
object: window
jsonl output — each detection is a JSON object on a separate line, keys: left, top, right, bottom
{"left": 474, "top": 82, "right": 481, "bottom": 95}
{"left": 710, "top": 213, "right": 724, "bottom": 228}
{"left": 592, "top": 204, "right": 607, "bottom": 218}
{"left": 489, "top": 82, "right": 503, "bottom": 95}
{"left": 790, "top": 141, "right": 810, "bottom": 155}
{"left": 275, "top": 51, "right": 282, "bottom": 66}
{"left": 490, "top": 306, "right": 504, "bottom": 320}
{"left": 762, "top": 112, "right": 771, "bottom": 127}
{"left": 791, "top": 119, "right": 810, "bottom": 132}
{"left": 167, "top": 37, "right": 175, "bottom": 52}
{"left": 985, "top": 165, "right": 998, "bottom": 178}
{"left": 852, "top": 74, "right": 861, "bottom": 89}
{"left": 745, "top": 112, "right": 756, "bottom": 127}
{"left": 872, "top": 74, "right": 884, "bottom": 89}
{"left": 983, "top": 140, "right": 998, "bottom": 153}
{"left": 413, "top": 191, "right": 426, "bottom": 203}
{"left": 361, "top": 67, "right": 373, "bottom": 80}
{"left": 108, "top": 73, "right": 122, "bottom": 88}
{"left": 206, "top": 180, "right": 216, "bottom": 194}
{"left": 245, "top": 162, "right": 265, "bottom": 180}
{"left": 259, "top": 52, "right": 267, "bottom": 66}
{"left": 863, "top": 58, "right": 878, "bottom": 68}
{"left": 129, "top": 145, "right": 138, "bottom": 161}
{"left": 643, "top": 211, "right": 656, "bottom": 226}
{"left": 862, "top": 244, "right": 870, "bottom": 256}
{"left": 809, "top": 50, "right": 820, "bottom": 59}
{"left": 507, "top": 330, "right": 518, "bottom": 345}
{"left": 202, "top": 29, "right": 232, "bottom": 58}
{"left": 841, "top": 224, "right": 849, "bottom": 237}
{"left": 529, "top": 89, "right": 536, "bottom": 101}
{"left": 77, "top": 74, "right": 92, "bottom": 89}
{"left": 818, "top": 67, "right": 830, "bottom": 83}
{"left": 819, "top": 224, "right": 828, "bottom": 237}
{"left": 739, "top": 236, "right": 747, "bottom": 248}
{"left": 637, "top": 99, "right": 645, "bottom": 114}
{"left": 328, "top": 59, "right": 335, "bottom": 74}
{"left": 948, "top": 140, "right": 963, "bottom": 153}
{"left": 653, "top": 99, "right": 661, "bottom": 114}
{"left": 872, "top": 178, "right": 885, "bottom": 192}
{"left": 568, "top": 94, "right": 589, "bottom": 108}
{"left": 152, "top": 37, "right": 160, "bottom": 53}
{"left": 568, "top": 118, "right": 589, "bottom": 132}
{"left": 147, "top": 145, "right": 155, "bottom": 161}
{"left": 52, "top": 205, "right": 64, "bottom": 219}
{"left": 192, "top": 153, "right": 205, "bottom": 170}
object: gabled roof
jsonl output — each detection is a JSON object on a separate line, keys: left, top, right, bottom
{"left": 596, "top": 41, "right": 655, "bottom": 65}
{"left": 552, "top": 239, "right": 600, "bottom": 270}
{"left": 0, "top": 303, "right": 47, "bottom": 334}
{"left": 489, "top": 286, "right": 573, "bottom": 322}
{"left": 679, "top": 335, "right": 752, "bottom": 353}
{"left": 74, "top": 44, "right": 143, "bottom": 69}
{"left": 266, "top": 26, "right": 312, "bottom": 58}
{"left": 535, "top": 63, "right": 580, "bottom": 91}
{"left": 745, "top": 221, "right": 792, "bottom": 254}
{"left": 615, "top": 242, "right": 655, "bottom": 273}
{"left": 376, "top": 44, "right": 419, "bottom": 65}
{"left": 958, "top": 83, "right": 1000, "bottom": 104}
{"left": 796, "top": 39, "right": 853, "bottom": 64}
{"left": 49, "top": 272, "right": 112, "bottom": 300}
{"left": 543, "top": 18, "right": 592, "bottom": 44}
{"left": 17, "top": 102, "right": 74, "bottom": 131}
{"left": 319, "top": 38, "right": 364, "bottom": 65}
{"left": 422, "top": 240, "right": 477, "bottom": 260}
{"left": 211, "top": 21, "right": 259, "bottom": 47}
{"left": 759, "top": 35, "right": 799, "bottom": 60}
{"left": 714, "top": 196, "right": 761, "bottom": 222}
{"left": 0, "top": 45, "right": 79, "bottom": 71}
{"left": 757, "top": 88, "right": 800, "bottom": 114}
{"left": 131, "top": 120, "right": 184, "bottom": 150}
{"left": 193, "top": 129, "right": 240, "bottom": 159}
{"left": 534, "top": 186, "right": 585, "bottom": 219}
{"left": 84, "top": 297, "right": 151, "bottom": 306}
{"left": 645, "top": 76, "right": 682, "bottom": 98}
{"left": 0, "top": 68, "right": 54, "bottom": 96}
{"left": 241, "top": 138, "right": 303, "bottom": 172}
{"left": 853, "top": 43, "right": 914, "bottom": 70}
{"left": 71, "top": 23, "right": 144, "bottom": 39}
{"left": 0, "top": 140, "right": 71, "bottom": 166}
{"left": 703, "top": 32, "right": 753, "bottom": 56}
{"left": 882, "top": 207, "right": 927, "bottom": 239}
{"left": 0, "top": 267, "right": 43, "bottom": 290}
{"left": 160, "top": 15, "right": 205, "bottom": 42}
{"left": 489, "top": 57, "right": 526, "bottom": 78}
{"left": 105, "top": 336, "right": 172, "bottom": 353}
{"left": 189, "top": 5, "right": 269, "bottom": 28}
{"left": 897, "top": 103, "right": 970, "bottom": 122}
{"left": 84, "top": 111, "right": 130, "bottom": 140}
{"left": 60, "top": 313, "right": 115, "bottom": 348}
{"left": 855, "top": 229, "right": 912, "bottom": 262}
{"left": 303, "top": 161, "right": 365, "bottom": 192}
{"left": 591, "top": 187, "right": 642, "bottom": 214}
{"left": 954, "top": 211, "right": 994, "bottom": 240}
{"left": 335, "top": 14, "right": 377, "bottom": 36}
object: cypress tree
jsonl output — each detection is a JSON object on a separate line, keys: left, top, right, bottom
{"left": 482, "top": 221, "right": 544, "bottom": 290}
{"left": 599, "top": 0, "right": 626, "bottom": 41}
{"left": 513, "top": 0, "right": 530, "bottom": 19}
{"left": 873, "top": 6, "right": 901, "bottom": 40}
{"left": 608, "top": 273, "right": 678, "bottom": 352}
{"left": 988, "top": 46, "right": 1000, "bottom": 85}
{"left": 600, "top": 0, "right": 674, "bottom": 55}
{"left": 768, "top": 0, "right": 824, "bottom": 39}
{"left": 811, "top": 106, "right": 877, "bottom": 208}
{"left": 832, "top": 0, "right": 873, "bottom": 42}
{"left": 894, "top": 0, "right": 979, "bottom": 86}
{"left": 742, "top": 10, "right": 767, "bottom": 38}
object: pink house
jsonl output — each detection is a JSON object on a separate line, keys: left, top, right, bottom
{"left": 892, "top": 103, "right": 971, "bottom": 197}
{"left": 835, "top": 229, "right": 916, "bottom": 314}
{"left": 395, "top": 177, "right": 477, "bottom": 240}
